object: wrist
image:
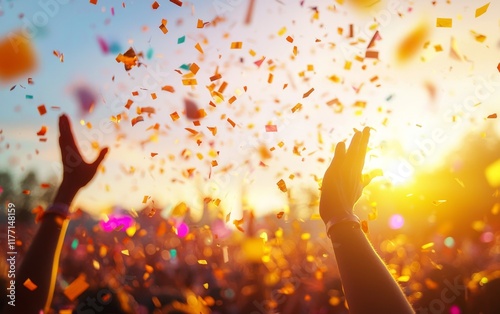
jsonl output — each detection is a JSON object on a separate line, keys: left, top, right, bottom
{"left": 54, "top": 181, "right": 79, "bottom": 205}
{"left": 325, "top": 213, "right": 360, "bottom": 238}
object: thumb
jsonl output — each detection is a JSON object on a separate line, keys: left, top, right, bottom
{"left": 92, "top": 147, "right": 109, "bottom": 169}
{"left": 363, "top": 168, "right": 383, "bottom": 187}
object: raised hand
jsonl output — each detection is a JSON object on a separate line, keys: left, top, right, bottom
{"left": 320, "top": 127, "right": 371, "bottom": 230}
{"left": 57, "top": 114, "right": 108, "bottom": 199}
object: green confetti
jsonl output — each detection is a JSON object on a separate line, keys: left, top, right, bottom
{"left": 26, "top": 95, "right": 33, "bottom": 99}
{"left": 177, "top": 35, "right": 185, "bottom": 44}
{"left": 71, "top": 238, "right": 79, "bottom": 250}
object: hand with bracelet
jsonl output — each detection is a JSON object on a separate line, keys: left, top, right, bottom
{"left": 10, "top": 114, "right": 108, "bottom": 314}
{"left": 320, "top": 127, "right": 414, "bottom": 314}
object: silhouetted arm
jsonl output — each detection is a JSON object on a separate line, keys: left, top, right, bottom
{"left": 320, "top": 127, "right": 414, "bottom": 314}
{"left": 9, "top": 115, "right": 108, "bottom": 314}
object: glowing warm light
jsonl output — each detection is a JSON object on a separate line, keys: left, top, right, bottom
{"left": 444, "top": 237, "right": 455, "bottom": 248}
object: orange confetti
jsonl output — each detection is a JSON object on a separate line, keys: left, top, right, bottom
{"left": 37, "top": 105, "right": 47, "bottom": 115}
{"left": 487, "top": 113, "right": 497, "bottom": 119}
{"left": 0, "top": 30, "right": 38, "bottom": 83}
{"left": 22, "top": 190, "right": 30, "bottom": 195}
{"left": 142, "top": 195, "right": 149, "bottom": 203}
{"left": 230, "top": 42, "right": 243, "bottom": 49}
{"left": 190, "top": 63, "right": 200, "bottom": 74}
{"left": 152, "top": 1, "right": 159, "bottom": 9}
{"left": 23, "top": 279, "right": 38, "bottom": 291}
{"left": 197, "top": 19, "right": 205, "bottom": 28}
{"left": 170, "top": 0, "right": 182, "bottom": 6}
{"left": 131, "top": 116, "right": 144, "bottom": 126}
{"left": 36, "top": 126, "right": 47, "bottom": 136}
{"left": 207, "top": 126, "right": 217, "bottom": 135}
{"left": 276, "top": 211, "right": 284, "bottom": 219}
{"left": 89, "top": 0, "right": 97, "bottom": 4}
{"left": 227, "top": 118, "right": 236, "bottom": 128}
{"left": 302, "top": 88, "right": 314, "bottom": 98}
{"left": 195, "top": 42, "right": 204, "bottom": 54}
{"left": 170, "top": 112, "right": 180, "bottom": 121}
{"left": 185, "top": 128, "right": 199, "bottom": 135}
{"left": 64, "top": 274, "right": 90, "bottom": 301}
{"left": 162, "top": 85, "right": 175, "bottom": 93}
{"left": 210, "top": 74, "right": 222, "bottom": 81}
{"left": 277, "top": 179, "right": 287, "bottom": 192}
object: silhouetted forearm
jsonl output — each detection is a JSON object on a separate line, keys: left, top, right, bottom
{"left": 10, "top": 185, "right": 75, "bottom": 314}
{"left": 330, "top": 222, "right": 414, "bottom": 314}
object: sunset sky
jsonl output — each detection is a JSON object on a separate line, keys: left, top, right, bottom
{"left": 1, "top": 0, "right": 499, "bottom": 219}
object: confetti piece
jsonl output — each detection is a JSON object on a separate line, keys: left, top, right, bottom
{"left": 53, "top": 50, "right": 64, "bottom": 62}
{"left": 142, "top": 195, "right": 149, "bottom": 204}
{"left": 177, "top": 35, "right": 186, "bottom": 44}
{"left": 436, "top": 18, "right": 452, "bottom": 28}
{"left": 291, "top": 103, "right": 302, "bottom": 113}
{"left": 131, "top": 116, "right": 144, "bottom": 126}
{"left": 227, "top": 118, "right": 235, "bottom": 128}
{"left": 198, "top": 260, "right": 208, "bottom": 265}
{"left": 265, "top": 125, "right": 277, "bottom": 132}
{"left": 277, "top": 179, "right": 287, "bottom": 192}
{"left": 210, "top": 74, "right": 222, "bottom": 81}
{"left": 23, "top": 278, "right": 38, "bottom": 291}
{"left": 421, "top": 242, "right": 434, "bottom": 250}
{"left": 432, "top": 199, "right": 447, "bottom": 206}
{"left": 170, "top": 0, "right": 182, "bottom": 6}
{"left": 121, "top": 250, "right": 129, "bottom": 256}
{"left": 170, "top": 112, "right": 180, "bottom": 121}
{"left": 162, "top": 85, "right": 175, "bottom": 93}
{"left": 152, "top": 1, "right": 159, "bottom": 9}
{"left": 37, "top": 105, "right": 47, "bottom": 115}
{"left": 159, "top": 23, "right": 168, "bottom": 34}
{"left": 396, "top": 22, "right": 430, "bottom": 63}
{"left": 36, "top": 126, "right": 47, "bottom": 136}
{"left": 172, "top": 202, "right": 188, "bottom": 217}
{"left": 182, "top": 78, "right": 197, "bottom": 85}
{"left": 0, "top": 31, "right": 38, "bottom": 83}
{"left": 233, "top": 218, "right": 245, "bottom": 232}
{"left": 116, "top": 48, "right": 138, "bottom": 71}
{"left": 184, "top": 98, "right": 200, "bottom": 120}
{"left": 230, "top": 42, "right": 243, "bottom": 49}
{"left": 487, "top": 113, "right": 497, "bottom": 119}
{"left": 302, "top": 88, "right": 314, "bottom": 98}
{"left": 189, "top": 63, "right": 200, "bottom": 74}
{"left": 475, "top": 3, "right": 490, "bottom": 18}
{"left": 276, "top": 211, "right": 284, "bottom": 219}
{"left": 195, "top": 42, "right": 204, "bottom": 53}
{"left": 64, "top": 274, "right": 89, "bottom": 301}
{"left": 449, "top": 37, "right": 463, "bottom": 61}
{"left": 89, "top": 0, "right": 97, "bottom": 4}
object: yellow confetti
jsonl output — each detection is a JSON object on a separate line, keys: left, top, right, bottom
{"left": 421, "top": 242, "right": 434, "bottom": 250}
{"left": 475, "top": 3, "right": 490, "bottom": 18}
{"left": 436, "top": 18, "right": 452, "bottom": 28}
